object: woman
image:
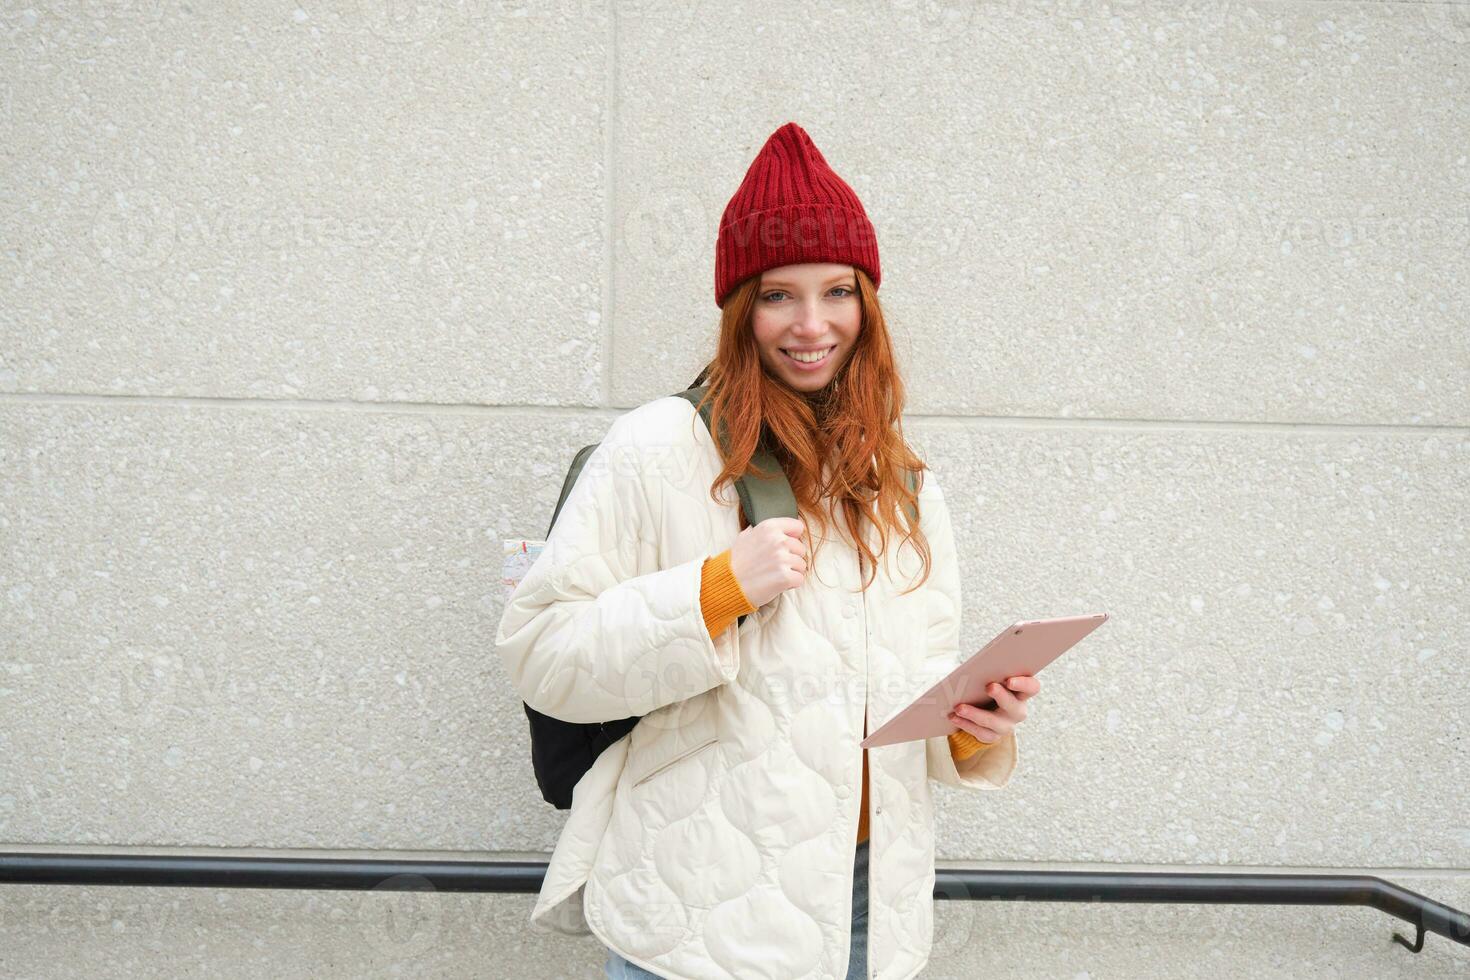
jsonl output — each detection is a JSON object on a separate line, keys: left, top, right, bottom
{"left": 496, "top": 121, "right": 1038, "bottom": 980}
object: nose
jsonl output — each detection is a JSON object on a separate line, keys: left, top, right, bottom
{"left": 790, "top": 300, "right": 828, "bottom": 338}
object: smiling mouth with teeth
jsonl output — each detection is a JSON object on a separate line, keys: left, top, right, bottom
{"left": 781, "top": 346, "right": 835, "bottom": 364}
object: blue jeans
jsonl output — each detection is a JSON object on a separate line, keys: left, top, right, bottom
{"left": 603, "top": 839, "right": 870, "bottom": 979}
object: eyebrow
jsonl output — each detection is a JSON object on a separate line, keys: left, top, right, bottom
{"left": 761, "top": 274, "right": 855, "bottom": 289}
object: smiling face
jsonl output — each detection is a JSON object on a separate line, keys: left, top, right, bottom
{"left": 751, "top": 263, "right": 863, "bottom": 394}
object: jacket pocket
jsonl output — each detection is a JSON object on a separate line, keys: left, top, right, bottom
{"left": 630, "top": 734, "right": 719, "bottom": 788}
{"left": 626, "top": 697, "right": 722, "bottom": 788}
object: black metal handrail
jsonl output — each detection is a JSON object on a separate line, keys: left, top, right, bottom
{"left": 3, "top": 852, "right": 1466, "bottom": 955}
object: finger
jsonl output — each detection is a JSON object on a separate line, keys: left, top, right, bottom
{"left": 984, "top": 684, "right": 1029, "bottom": 725}
{"left": 986, "top": 681, "right": 1021, "bottom": 717}
{"left": 1004, "top": 675, "right": 1040, "bottom": 700}
{"left": 952, "top": 700, "right": 1007, "bottom": 734}
{"left": 948, "top": 710, "right": 1000, "bottom": 743}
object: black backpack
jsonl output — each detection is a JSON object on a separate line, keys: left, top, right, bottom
{"left": 522, "top": 370, "right": 917, "bottom": 809}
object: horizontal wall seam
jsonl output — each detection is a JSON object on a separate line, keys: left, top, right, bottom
{"left": 0, "top": 391, "right": 1465, "bottom": 435}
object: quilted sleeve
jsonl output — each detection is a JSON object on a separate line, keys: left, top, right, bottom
{"left": 919, "top": 472, "right": 1020, "bottom": 791}
{"left": 494, "top": 409, "right": 742, "bottom": 724}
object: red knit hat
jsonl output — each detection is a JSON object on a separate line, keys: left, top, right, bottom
{"left": 714, "top": 121, "right": 881, "bottom": 309}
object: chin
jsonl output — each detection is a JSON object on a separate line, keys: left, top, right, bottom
{"left": 773, "top": 370, "right": 828, "bottom": 391}
{"left": 787, "top": 372, "right": 828, "bottom": 387}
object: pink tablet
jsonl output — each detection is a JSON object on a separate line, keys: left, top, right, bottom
{"left": 860, "top": 612, "right": 1109, "bottom": 749}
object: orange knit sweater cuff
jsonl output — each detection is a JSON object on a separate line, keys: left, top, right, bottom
{"left": 700, "top": 549, "right": 758, "bottom": 638}
{"left": 948, "top": 729, "right": 997, "bottom": 761}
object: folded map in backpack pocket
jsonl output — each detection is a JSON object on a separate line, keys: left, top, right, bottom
{"left": 502, "top": 538, "right": 548, "bottom": 599}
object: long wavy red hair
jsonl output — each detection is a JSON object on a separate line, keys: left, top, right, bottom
{"left": 690, "top": 267, "right": 932, "bottom": 596}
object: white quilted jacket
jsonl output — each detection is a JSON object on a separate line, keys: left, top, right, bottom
{"left": 495, "top": 394, "right": 1019, "bottom": 980}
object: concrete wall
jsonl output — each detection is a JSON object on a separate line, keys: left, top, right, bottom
{"left": 2, "top": 0, "right": 1466, "bottom": 976}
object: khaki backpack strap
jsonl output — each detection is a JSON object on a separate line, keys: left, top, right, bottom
{"left": 675, "top": 385, "right": 799, "bottom": 525}
{"left": 675, "top": 383, "right": 918, "bottom": 528}
{"left": 902, "top": 467, "right": 919, "bottom": 526}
